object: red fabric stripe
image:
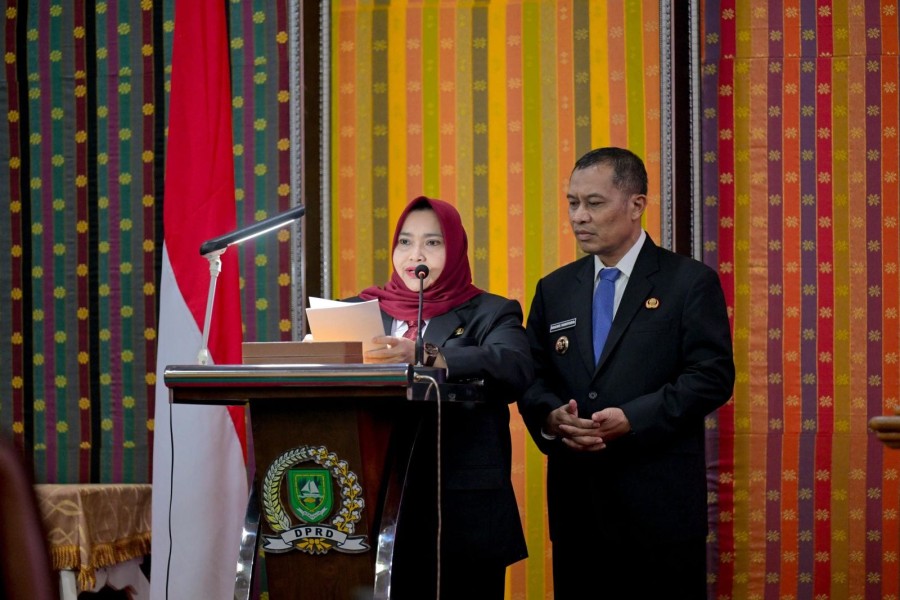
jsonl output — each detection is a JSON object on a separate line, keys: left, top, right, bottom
{"left": 74, "top": 0, "right": 91, "bottom": 481}
{"left": 814, "top": 55, "right": 834, "bottom": 596}
{"left": 141, "top": 5, "right": 159, "bottom": 476}
{"left": 5, "top": 0, "right": 24, "bottom": 451}
{"left": 715, "top": 54, "right": 736, "bottom": 600}
{"left": 164, "top": 0, "right": 245, "bottom": 452}
{"left": 276, "top": 0, "right": 292, "bottom": 339}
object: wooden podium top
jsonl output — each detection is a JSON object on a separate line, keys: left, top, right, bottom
{"left": 164, "top": 363, "right": 481, "bottom": 405}
{"left": 164, "top": 363, "right": 411, "bottom": 404}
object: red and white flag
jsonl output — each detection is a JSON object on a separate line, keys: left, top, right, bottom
{"left": 150, "top": 0, "right": 247, "bottom": 598}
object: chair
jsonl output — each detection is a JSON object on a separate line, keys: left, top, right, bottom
{"left": 0, "top": 437, "right": 58, "bottom": 600}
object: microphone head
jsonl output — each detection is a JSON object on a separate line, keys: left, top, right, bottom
{"left": 414, "top": 264, "right": 430, "bottom": 279}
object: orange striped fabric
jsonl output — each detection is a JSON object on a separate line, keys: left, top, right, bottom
{"left": 704, "top": 0, "right": 900, "bottom": 598}
{"left": 331, "top": 2, "right": 661, "bottom": 597}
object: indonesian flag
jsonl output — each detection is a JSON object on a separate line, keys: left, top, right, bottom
{"left": 150, "top": 0, "right": 248, "bottom": 598}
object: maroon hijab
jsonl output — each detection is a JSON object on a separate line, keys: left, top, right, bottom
{"left": 358, "top": 196, "right": 483, "bottom": 321}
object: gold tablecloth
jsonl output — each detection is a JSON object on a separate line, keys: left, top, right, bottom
{"left": 34, "top": 483, "right": 152, "bottom": 590}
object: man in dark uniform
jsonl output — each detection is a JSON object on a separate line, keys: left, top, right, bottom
{"left": 519, "top": 147, "right": 735, "bottom": 598}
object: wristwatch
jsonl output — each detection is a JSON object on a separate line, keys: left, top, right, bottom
{"left": 423, "top": 342, "right": 440, "bottom": 367}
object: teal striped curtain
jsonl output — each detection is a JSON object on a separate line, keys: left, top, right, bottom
{"left": 0, "top": 0, "right": 292, "bottom": 484}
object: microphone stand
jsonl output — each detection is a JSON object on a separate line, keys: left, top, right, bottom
{"left": 197, "top": 248, "right": 225, "bottom": 365}
{"left": 195, "top": 205, "right": 305, "bottom": 366}
{"left": 410, "top": 262, "right": 439, "bottom": 600}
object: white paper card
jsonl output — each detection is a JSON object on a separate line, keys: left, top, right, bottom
{"left": 308, "top": 296, "right": 351, "bottom": 309}
{"left": 305, "top": 298, "right": 385, "bottom": 353}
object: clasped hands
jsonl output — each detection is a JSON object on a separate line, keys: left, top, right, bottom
{"left": 546, "top": 399, "right": 631, "bottom": 452}
{"left": 364, "top": 334, "right": 416, "bottom": 364}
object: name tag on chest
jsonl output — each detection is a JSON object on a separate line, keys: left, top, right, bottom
{"left": 549, "top": 318, "right": 576, "bottom": 333}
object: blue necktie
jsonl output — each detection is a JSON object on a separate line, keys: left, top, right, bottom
{"left": 592, "top": 268, "right": 621, "bottom": 363}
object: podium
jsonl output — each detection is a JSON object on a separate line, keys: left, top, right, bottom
{"left": 164, "top": 363, "right": 481, "bottom": 600}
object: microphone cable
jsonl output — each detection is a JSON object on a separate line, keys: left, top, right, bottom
{"left": 413, "top": 371, "right": 442, "bottom": 600}
{"left": 413, "top": 262, "right": 441, "bottom": 597}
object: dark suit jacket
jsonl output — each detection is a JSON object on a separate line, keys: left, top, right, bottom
{"left": 518, "top": 236, "right": 735, "bottom": 545}
{"left": 362, "top": 292, "right": 531, "bottom": 567}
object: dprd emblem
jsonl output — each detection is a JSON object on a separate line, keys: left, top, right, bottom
{"left": 261, "top": 445, "right": 369, "bottom": 555}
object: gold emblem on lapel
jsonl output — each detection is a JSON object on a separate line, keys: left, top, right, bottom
{"left": 453, "top": 327, "right": 464, "bottom": 336}
{"left": 555, "top": 336, "right": 569, "bottom": 354}
{"left": 645, "top": 298, "right": 660, "bottom": 309}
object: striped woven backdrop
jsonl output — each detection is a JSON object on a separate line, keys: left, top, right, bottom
{"left": 332, "top": 1, "right": 900, "bottom": 598}
{"left": 330, "top": 1, "right": 662, "bottom": 597}
{"left": 2, "top": 1, "right": 899, "bottom": 598}
{"left": 703, "top": 0, "right": 900, "bottom": 598}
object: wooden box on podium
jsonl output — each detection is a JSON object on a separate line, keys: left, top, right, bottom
{"left": 242, "top": 341, "right": 363, "bottom": 365}
{"left": 164, "top": 360, "right": 475, "bottom": 600}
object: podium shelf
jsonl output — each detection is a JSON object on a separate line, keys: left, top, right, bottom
{"left": 164, "top": 363, "right": 413, "bottom": 404}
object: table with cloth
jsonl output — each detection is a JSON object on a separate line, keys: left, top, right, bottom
{"left": 34, "top": 484, "right": 152, "bottom": 600}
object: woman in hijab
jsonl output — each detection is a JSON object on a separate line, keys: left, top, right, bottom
{"left": 356, "top": 196, "right": 530, "bottom": 599}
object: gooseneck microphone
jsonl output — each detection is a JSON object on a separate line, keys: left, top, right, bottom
{"left": 414, "top": 264, "right": 429, "bottom": 366}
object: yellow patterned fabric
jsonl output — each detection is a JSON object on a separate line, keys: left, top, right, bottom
{"left": 331, "top": 2, "right": 662, "bottom": 596}
{"left": 34, "top": 484, "right": 152, "bottom": 591}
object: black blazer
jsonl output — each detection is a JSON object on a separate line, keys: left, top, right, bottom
{"left": 518, "top": 237, "right": 735, "bottom": 544}
{"left": 364, "top": 292, "right": 531, "bottom": 567}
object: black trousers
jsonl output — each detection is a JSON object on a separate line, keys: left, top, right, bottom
{"left": 390, "top": 551, "right": 506, "bottom": 600}
{"left": 551, "top": 535, "right": 708, "bottom": 600}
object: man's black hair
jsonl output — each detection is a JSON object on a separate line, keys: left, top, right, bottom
{"left": 572, "top": 147, "right": 648, "bottom": 196}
